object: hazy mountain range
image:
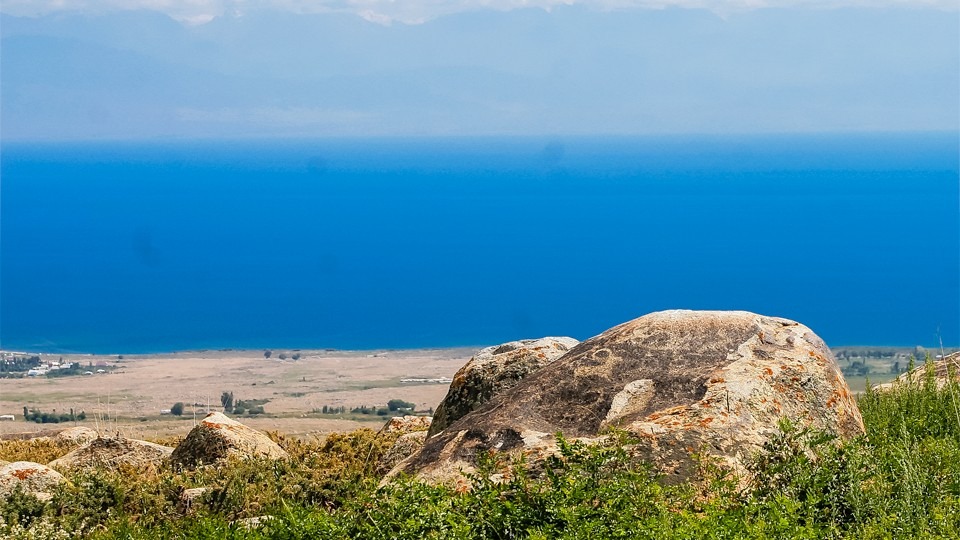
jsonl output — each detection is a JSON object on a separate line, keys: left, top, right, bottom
{"left": 2, "top": 5, "right": 957, "bottom": 140}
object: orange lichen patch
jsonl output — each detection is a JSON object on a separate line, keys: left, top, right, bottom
{"left": 698, "top": 417, "right": 714, "bottom": 427}
{"left": 791, "top": 377, "right": 801, "bottom": 382}
{"left": 763, "top": 367, "right": 774, "bottom": 377}
{"left": 11, "top": 468, "right": 39, "bottom": 480}
{"left": 709, "top": 377, "right": 725, "bottom": 384}
{"left": 809, "top": 351, "right": 816, "bottom": 356}
{"left": 826, "top": 397, "right": 837, "bottom": 408}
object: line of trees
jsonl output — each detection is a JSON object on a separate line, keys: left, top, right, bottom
{"left": 22, "top": 406, "right": 86, "bottom": 423}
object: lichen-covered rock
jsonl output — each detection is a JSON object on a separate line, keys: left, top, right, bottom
{"left": 874, "top": 352, "right": 960, "bottom": 391}
{"left": 382, "top": 415, "right": 432, "bottom": 434}
{"left": 54, "top": 427, "right": 99, "bottom": 445}
{"left": 378, "top": 431, "right": 428, "bottom": 474}
{"left": 171, "top": 412, "right": 288, "bottom": 469}
{"left": 391, "top": 310, "right": 864, "bottom": 485}
{"left": 0, "top": 461, "right": 66, "bottom": 501}
{"left": 428, "top": 337, "right": 579, "bottom": 436}
{"left": 49, "top": 436, "right": 173, "bottom": 473}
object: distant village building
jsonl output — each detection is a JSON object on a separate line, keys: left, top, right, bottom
{"left": 0, "top": 415, "right": 15, "bottom": 421}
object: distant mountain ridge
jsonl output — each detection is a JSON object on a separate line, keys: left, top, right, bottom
{"left": 2, "top": 6, "right": 957, "bottom": 139}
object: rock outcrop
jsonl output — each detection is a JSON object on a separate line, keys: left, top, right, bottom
{"left": 391, "top": 310, "right": 863, "bottom": 485}
{"left": 874, "top": 352, "right": 960, "bottom": 391}
{"left": 0, "top": 462, "right": 66, "bottom": 501}
{"left": 171, "top": 412, "right": 288, "bottom": 469}
{"left": 428, "top": 337, "right": 579, "bottom": 436}
{"left": 49, "top": 436, "right": 173, "bottom": 473}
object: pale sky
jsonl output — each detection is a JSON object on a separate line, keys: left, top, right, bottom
{"left": 3, "top": 0, "right": 957, "bottom": 24}
{"left": 1, "top": 0, "right": 957, "bottom": 139}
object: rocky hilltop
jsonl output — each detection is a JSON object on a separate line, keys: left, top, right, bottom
{"left": 391, "top": 310, "right": 863, "bottom": 484}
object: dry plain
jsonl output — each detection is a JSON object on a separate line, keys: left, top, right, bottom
{"left": 0, "top": 347, "right": 478, "bottom": 440}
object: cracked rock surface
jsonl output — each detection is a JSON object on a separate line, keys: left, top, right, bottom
{"left": 428, "top": 337, "right": 579, "bottom": 437}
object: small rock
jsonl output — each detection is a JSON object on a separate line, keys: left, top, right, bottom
{"left": 378, "top": 431, "right": 428, "bottom": 474}
{"left": 0, "top": 461, "right": 66, "bottom": 501}
{"left": 236, "top": 515, "right": 274, "bottom": 529}
{"left": 49, "top": 437, "right": 173, "bottom": 473}
{"left": 54, "top": 427, "right": 99, "bottom": 445}
{"left": 171, "top": 412, "right": 288, "bottom": 469}
{"left": 382, "top": 415, "right": 432, "bottom": 434}
{"left": 180, "top": 487, "right": 208, "bottom": 512}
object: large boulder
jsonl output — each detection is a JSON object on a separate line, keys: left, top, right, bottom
{"left": 49, "top": 436, "right": 173, "bottom": 473}
{"left": 0, "top": 462, "right": 66, "bottom": 501}
{"left": 171, "top": 412, "right": 288, "bottom": 469}
{"left": 391, "top": 310, "right": 864, "bottom": 485}
{"left": 428, "top": 337, "right": 579, "bottom": 436}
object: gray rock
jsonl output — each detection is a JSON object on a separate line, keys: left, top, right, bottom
{"left": 428, "top": 337, "right": 579, "bottom": 436}
{"left": 390, "top": 310, "right": 864, "bottom": 485}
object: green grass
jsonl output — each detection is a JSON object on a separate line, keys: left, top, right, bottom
{"left": 2, "top": 364, "right": 959, "bottom": 539}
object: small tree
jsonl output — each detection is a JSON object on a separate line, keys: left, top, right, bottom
{"left": 264, "top": 350, "right": 272, "bottom": 360}
{"left": 171, "top": 402, "right": 185, "bottom": 416}
{"left": 387, "top": 399, "right": 416, "bottom": 411}
{"left": 221, "top": 391, "right": 234, "bottom": 413}
{"left": 292, "top": 353, "right": 301, "bottom": 361}
{"left": 279, "top": 353, "right": 287, "bottom": 360}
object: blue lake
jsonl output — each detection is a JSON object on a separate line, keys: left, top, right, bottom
{"left": 1, "top": 134, "right": 958, "bottom": 352}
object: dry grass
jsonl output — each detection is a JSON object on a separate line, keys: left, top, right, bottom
{"left": 0, "top": 347, "right": 477, "bottom": 440}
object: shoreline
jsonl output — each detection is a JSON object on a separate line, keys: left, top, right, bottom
{"left": 2, "top": 343, "right": 957, "bottom": 358}
{"left": 0, "top": 345, "right": 494, "bottom": 357}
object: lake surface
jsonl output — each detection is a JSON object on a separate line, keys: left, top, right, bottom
{"left": 2, "top": 134, "right": 958, "bottom": 352}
